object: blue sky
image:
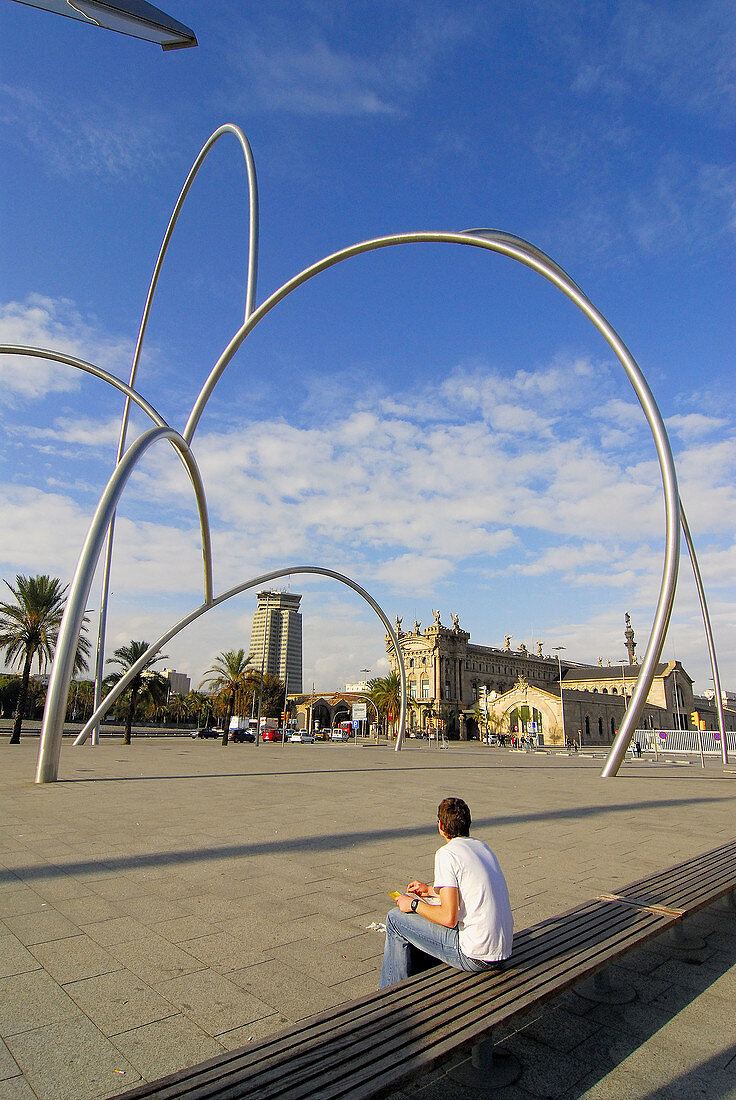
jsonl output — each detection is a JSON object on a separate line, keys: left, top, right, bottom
{"left": 1, "top": 0, "right": 734, "bottom": 694}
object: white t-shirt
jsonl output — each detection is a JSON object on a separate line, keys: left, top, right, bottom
{"left": 434, "top": 836, "right": 513, "bottom": 961}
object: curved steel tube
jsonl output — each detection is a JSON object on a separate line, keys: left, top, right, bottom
{"left": 93, "top": 124, "right": 259, "bottom": 743}
{"left": 0, "top": 345, "right": 168, "bottom": 428}
{"left": 180, "top": 229, "right": 680, "bottom": 776}
{"left": 36, "top": 426, "right": 213, "bottom": 783}
{"left": 72, "top": 565, "right": 406, "bottom": 751}
{"left": 680, "top": 500, "right": 728, "bottom": 764}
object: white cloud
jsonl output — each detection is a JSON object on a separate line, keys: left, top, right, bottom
{"left": 0, "top": 295, "right": 132, "bottom": 401}
{"left": 665, "top": 412, "right": 729, "bottom": 440}
{"left": 226, "top": 12, "right": 473, "bottom": 117}
{"left": 375, "top": 554, "right": 454, "bottom": 593}
{"left": 0, "top": 84, "right": 169, "bottom": 177}
{"left": 30, "top": 416, "right": 123, "bottom": 449}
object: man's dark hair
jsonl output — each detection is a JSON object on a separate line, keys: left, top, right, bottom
{"left": 438, "top": 797, "right": 471, "bottom": 838}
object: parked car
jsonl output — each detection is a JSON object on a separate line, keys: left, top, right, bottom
{"left": 290, "top": 731, "right": 315, "bottom": 743}
{"left": 191, "top": 727, "right": 219, "bottom": 739}
{"left": 229, "top": 729, "right": 255, "bottom": 743}
{"left": 261, "top": 727, "right": 287, "bottom": 742}
{"left": 315, "top": 729, "right": 331, "bottom": 741}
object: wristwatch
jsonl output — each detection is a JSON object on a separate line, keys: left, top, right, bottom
{"left": 410, "top": 897, "right": 419, "bottom": 912}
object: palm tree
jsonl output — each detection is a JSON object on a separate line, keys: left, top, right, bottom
{"left": 368, "top": 672, "right": 403, "bottom": 738}
{"left": 0, "top": 574, "right": 90, "bottom": 744}
{"left": 200, "top": 648, "right": 253, "bottom": 746}
{"left": 105, "top": 641, "right": 168, "bottom": 745}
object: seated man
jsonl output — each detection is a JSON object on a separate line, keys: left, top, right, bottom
{"left": 379, "top": 796, "right": 513, "bottom": 988}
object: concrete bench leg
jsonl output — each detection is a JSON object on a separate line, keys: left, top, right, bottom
{"left": 717, "top": 889, "right": 736, "bottom": 914}
{"left": 447, "top": 1029, "right": 522, "bottom": 1089}
{"left": 667, "top": 920, "right": 707, "bottom": 952}
{"left": 574, "top": 967, "right": 637, "bottom": 1005}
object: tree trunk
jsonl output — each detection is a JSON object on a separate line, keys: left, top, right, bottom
{"left": 124, "top": 687, "right": 138, "bottom": 745}
{"left": 222, "top": 692, "right": 234, "bottom": 746}
{"left": 10, "top": 650, "right": 33, "bottom": 744}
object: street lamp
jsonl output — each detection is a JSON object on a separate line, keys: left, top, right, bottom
{"left": 359, "top": 669, "right": 371, "bottom": 738}
{"left": 11, "top": 0, "right": 198, "bottom": 49}
{"left": 552, "top": 646, "right": 567, "bottom": 748}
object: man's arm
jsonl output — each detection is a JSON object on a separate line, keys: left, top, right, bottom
{"left": 397, "top": 886, "right": 458, "bottom": 928}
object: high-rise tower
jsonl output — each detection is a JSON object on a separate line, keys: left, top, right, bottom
{"left": 249, "top": 590, "right": 303, "bottom": 693}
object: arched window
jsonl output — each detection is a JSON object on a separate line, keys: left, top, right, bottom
{"left": 585, "top": 716, "right": 590, "bottom": 740}
{"left": 598, "top": 716, "right": 603, "bottom": 737}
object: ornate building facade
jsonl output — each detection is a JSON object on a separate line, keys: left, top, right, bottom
{"left": 385, "top": 611, "right": 735, "bottom": 746}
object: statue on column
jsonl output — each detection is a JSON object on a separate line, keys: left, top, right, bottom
{"left": 504, "top": 634, "right": 512, "bottom": 651}
{"left": 451, "top": 612, "right": 460, "bottom": 632}
{"left": 432, "top": 609, "right": 441, "bottom": 625}
{"left": 624, "top": 611, "right": 637, "bottom": 665}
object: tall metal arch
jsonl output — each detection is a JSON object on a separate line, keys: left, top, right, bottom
{"left": 69, "top": 565, "right": 406, "bottom": 756}
{"left": 35, "top": 425, "right": 213, "bottom": 783}
{"left": 92, "top": 124, "right": 259, "bottom": 744}
{"left": 180, "top": 228, "right": 681, "bottom": 776}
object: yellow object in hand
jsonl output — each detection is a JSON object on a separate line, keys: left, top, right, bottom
{"left": 389, "top": 890, "right": 402, "bottom": 901}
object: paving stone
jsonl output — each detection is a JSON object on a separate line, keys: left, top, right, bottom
{"left": 151, "top": 914, "right": 217, "bottom": 942}
{"left": 116, "top": 894, "right": 191, "bottom": 925}
{"left": 0, "top": 934, "right": 41, "bottom": 980}
{"left": 0, "top": 1074, "right": 37, "bottom": 1098}
{"left": 105, "top": 932, "right": 204, "bottom": 984}
{"left": 177, "top": 931, "right": 272, "bottom": 973}
{"left": 82, "top": 915, "right": 148, "bottom": 946}
{"left": 25, "top": 874, "right": 93, "bottom": 902}
{"left": 64, "top": 969, "right": 178, "bottom": 1036}
{"left": 5, "top": 1013, "right": 140, "bottom": 1100}
{"left": 3, "top": 909, "right": 81, "bottom": 946}
{"left": 230, "top": 957, "right": 346, "bottom": 1020}
{"left": 216, "top": 1014, "right": 289, "bottom": 1048}
{"left": 86, "top": 875, "right": 152, "bottom": 900}
{"left": 0, "top": 1036, "right": 21, "bottom": 1081}
{"left": 0, "top": 969, "right": 81, "bottom": 1034}
{"left": 28, "top": 934, "right": 120, "bottom": 984}
{"left": 54, "top": 894, "right": 120, "bottom": 924}
{"left": 156, "top": 967, "right": 275, "bottom": 1033}
{"left": 270, "top": 937, "right": 374, "bottom": 985}
{"left": 517, "top": 1004, "right": 603, "bottom": 1055}
{"left": 111, "top": 1014, "right": 226, "bottom": 1081}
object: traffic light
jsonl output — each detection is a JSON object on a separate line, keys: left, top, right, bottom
{"left": 690, "top": 711, "right": 699, "bottom": 728}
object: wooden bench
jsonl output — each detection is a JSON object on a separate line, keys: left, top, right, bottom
{"left": 114, "top": 840, "right": 736, "bottom": 1100}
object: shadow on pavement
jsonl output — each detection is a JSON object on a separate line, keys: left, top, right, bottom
{"left": 0, "top": 795, "right": 726, "bottom": 885}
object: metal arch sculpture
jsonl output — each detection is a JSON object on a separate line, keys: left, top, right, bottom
{"left": 0, "top": 346, "right": 214, "bottom": 606}
{"left": 92, "top": 124, "right": 259, "bottom": 743}
{"left": 0, "top": 124, "right": 724, "bottom": 780}
{"left": 71, "top": 566, "right": 407, "bottom": 749}
{"left": 179, "top": 225, "right": 683, "bottom": 777}
{"left": 35, "top": 425, "right": 214, "bottom": 783}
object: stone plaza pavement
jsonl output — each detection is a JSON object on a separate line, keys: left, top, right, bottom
{"left": 0, "top": 736, "right": 734, "bottom": 1100}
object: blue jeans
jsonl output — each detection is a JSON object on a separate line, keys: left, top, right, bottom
{"left": 379, "top": 908, "right": 503, "bottom": 989}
